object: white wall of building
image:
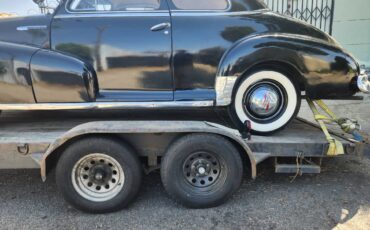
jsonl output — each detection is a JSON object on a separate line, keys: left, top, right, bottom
{"left": 332, "top": 0, "right": 370, "bottom": 70}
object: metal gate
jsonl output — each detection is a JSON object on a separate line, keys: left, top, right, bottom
{"left": 263, "top": 0, "right": 335, "bottom": 34}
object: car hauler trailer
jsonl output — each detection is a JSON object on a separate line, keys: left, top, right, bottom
{"left": 0, "top": 110, "right": 366, "bottom": 213}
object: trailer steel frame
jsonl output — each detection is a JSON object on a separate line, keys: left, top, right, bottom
{"left": 0, "top": 115, "right": 362, "bottom": 181}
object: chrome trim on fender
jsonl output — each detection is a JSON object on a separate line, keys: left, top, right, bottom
{"left": 357, "top": 70, "right": 370, "bottom": 93}
{"left": 215, "top": 76, "right": 238, "bottom": 106}
{"left": 0, "top": 101, "right": 214, "bottom": 111}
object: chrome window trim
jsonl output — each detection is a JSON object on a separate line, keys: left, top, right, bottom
{"left": 70, "top": 0, "right": 82, "bottom": 9}
{"left": 57, "top": 0, "right": 268, "bottom": 18}
{"left": 171, "top": 9, "right": 269, "bottom": 17}
{"left": 65, "top": 0, "right": 165, "bottom": 14}
{"left": 0, "top": 101, "right": 214, "bottom": 111}
{"left": 170, "top": 0, "right": 232, "bottom": 12}
{"left": 54, "top": 9, "right": 268, "bottom": 19}
{"left": 54, "top": 12, "right": 169, "bottom": 18}
{"left": 54, "top": 10, "right": 267, "bottom": 19}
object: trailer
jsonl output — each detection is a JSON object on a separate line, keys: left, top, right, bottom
{"left": 0, "top": 110, "right": 365, "bottom": 213}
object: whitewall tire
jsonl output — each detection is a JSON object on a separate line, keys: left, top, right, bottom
{"left": 231, "top": 71, "right": 300, "bottom": 134}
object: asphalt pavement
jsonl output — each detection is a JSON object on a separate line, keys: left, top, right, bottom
{"left": 0, "top": 156, "right": 369, "bottom": 230}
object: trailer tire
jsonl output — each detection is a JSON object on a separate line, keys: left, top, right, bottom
{"left": 56, "top": 137, "right": 142, "bottom": 213}
{"left": 161, "top": 134, "right": 243, "bottom": 208}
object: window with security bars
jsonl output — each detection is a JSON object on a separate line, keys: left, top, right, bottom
{"left": 263, "top": 0, "right": 335, "bottom": 35}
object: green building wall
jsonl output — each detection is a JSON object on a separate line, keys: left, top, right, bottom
{"left": 332, "top": 0, "right": 370, "bottom": 70}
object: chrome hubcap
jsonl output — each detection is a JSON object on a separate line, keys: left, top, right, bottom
{"left": 72, "top": 153, "right": 125, "bottom": 202}
{"left": 183, "top": 152, "right": 221, "bottom": 188}
{"left": 244, "top": 81, "right": 285, "bottom": 121}
{"left": 248, "top": 85, "right": 280, "bottom": 117}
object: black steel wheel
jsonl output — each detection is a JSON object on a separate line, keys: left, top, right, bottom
{"left": 182, "top": 151, "right": 222, "bottom": 188}
{"left": 161, "top": 134, "right": 243, "bottom": 208}
{"left": 56, "top": 136, "right": 142, "bottom": 213}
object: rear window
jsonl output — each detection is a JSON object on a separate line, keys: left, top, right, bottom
{"left": 172, "top": 0, "right": 229, "bottom": 10}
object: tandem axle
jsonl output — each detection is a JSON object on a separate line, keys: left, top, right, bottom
{"left": 0, "top": 112, "right": 365, "bottom": 213}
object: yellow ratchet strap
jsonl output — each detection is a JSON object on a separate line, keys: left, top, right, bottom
{"left": 306, "top": 99, "right": 344, "bottom": 156}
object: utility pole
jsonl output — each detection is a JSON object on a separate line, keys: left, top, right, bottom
{"left": 34, "top": 0, "right": 48, "bottom": 14}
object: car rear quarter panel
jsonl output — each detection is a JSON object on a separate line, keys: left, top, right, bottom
{"left": 172, "top": 9, "right": 357, "bottom": 98}
{"left": 171, "top": 10, "right": 331, "bottom": 90}
{"left": 217, "top": 34, "right": 359, "bottom": 99}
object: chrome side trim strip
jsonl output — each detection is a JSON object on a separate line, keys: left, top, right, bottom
{"left": 0, "top": 101, "right": 214, "bottom": 111}
{"left": 17, "top": 25, "right": 48, "bottom": 31}
{"left": 215, "top": 76, "right": 238, "bottom": 106}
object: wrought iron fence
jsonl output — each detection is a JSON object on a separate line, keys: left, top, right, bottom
{"left": 263, "top": 0, "right": 335, "bottom": 34}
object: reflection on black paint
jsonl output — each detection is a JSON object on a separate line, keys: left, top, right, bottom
{"left": 56, "top": 43, "right": 94, "bottom": 63}
{"left": 0, "top": 15, "right": 51, "bottom": 48}
{"left": 332, "top": 56, "right": 350, "bottom": 73}
{"left": 221, "top": 26, "right": 256, "bottom": 43}
{"left": 0, "top": 62, "right": 7, "bottom": 75}
{"left": 52, "top": 9, "right": 173, "bottom": 91}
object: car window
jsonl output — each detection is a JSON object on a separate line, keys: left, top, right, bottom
{"left": 69, "top": 0, "right": 161, "bottom": 12}
{"left": 0, "top": 0, "right": 59, "bottom": 16}
{"left": 172, "top": 0, "right": 229, "bottom": 10}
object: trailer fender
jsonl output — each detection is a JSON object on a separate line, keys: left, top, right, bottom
{"left": 39, "top": 121, "right": 257, "bottom": 181}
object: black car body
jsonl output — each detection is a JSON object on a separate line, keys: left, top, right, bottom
{"left": 0, "top": 0, "right": 368, "bottom": 133}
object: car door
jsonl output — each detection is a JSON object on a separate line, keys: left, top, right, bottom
{"left": 168, "top": 0, "right": 233, "bottom": 101}
{"left": 51, "top": 0, "right": 173, "bottom": 101}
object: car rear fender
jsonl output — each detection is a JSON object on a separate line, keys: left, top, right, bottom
{"left": 216, "top": 33, "right": 359, "bottom": 103}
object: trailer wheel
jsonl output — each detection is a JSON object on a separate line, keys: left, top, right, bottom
{"left": 161, "top": 134, "right": 243, "bottom": 208}
{"left": 56, "top": 137, "right": 142, "bottom": 213}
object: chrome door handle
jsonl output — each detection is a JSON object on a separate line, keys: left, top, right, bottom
{"left": 151, "top": 22, "right": 171, "bottom": 32}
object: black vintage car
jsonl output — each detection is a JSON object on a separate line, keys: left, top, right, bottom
{"left": 0, "top": 0, "right": 368, "bottom": 133}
